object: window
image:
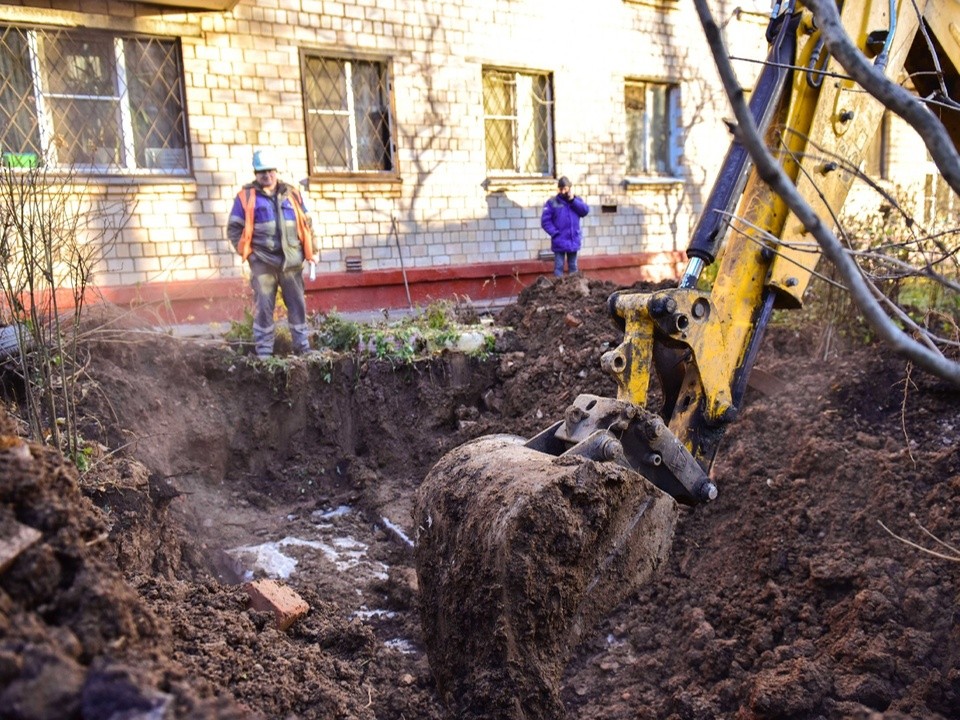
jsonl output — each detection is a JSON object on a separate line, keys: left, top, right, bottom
{"left": 863, "top": 111, "right": 888, "bottom": 180}
{"left": 483, "top": 68, "right": 554, "bottom": 176}
{"left": 0, "top": 25, "right": 190, "bottom": 175}
{"left": 625, "top": 80, "right": 679, "bottom": 176}
{"left": 923, "top": 133, "right": 959, "bottom": 223}
{"left": 301, "top": 53, "right": 396, "bottom": 176}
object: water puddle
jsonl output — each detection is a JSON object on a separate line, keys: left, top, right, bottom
{"left": 226, "top": 505, "right": 389, "bottom": 582}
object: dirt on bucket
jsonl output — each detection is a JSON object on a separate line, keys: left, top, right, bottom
{"left": 415, "top": 434, "right": 678, "bottom": 719}
{"left": 1, "top": 273, "right": 959, "bottom": 719}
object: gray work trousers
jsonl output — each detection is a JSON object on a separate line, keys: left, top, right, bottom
{"left": 248, "top": 257, "right": 310, "bottom": 357}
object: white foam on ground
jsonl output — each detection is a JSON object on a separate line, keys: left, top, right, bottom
{"left": 229, "top": 533, "right": 388, "bottom": 580}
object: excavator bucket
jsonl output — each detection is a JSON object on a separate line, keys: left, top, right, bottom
{"left": 414, "top": 433, "right": 678, "bottom": 719}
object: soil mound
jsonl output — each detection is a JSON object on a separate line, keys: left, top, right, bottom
{"left": 1, "top": 274, "right": 959, "bottom": 719}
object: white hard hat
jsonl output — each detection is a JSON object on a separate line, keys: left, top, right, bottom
{"left": 252, "top": 148, "right": 279, "bottom": 172}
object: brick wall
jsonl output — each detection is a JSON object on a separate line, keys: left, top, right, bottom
{"left": 0, "top": 0, "right": 771, "bottom": 295}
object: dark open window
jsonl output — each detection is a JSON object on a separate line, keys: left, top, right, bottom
{"left": 301, "top": 52, "right": 396, "bottom": 177}
{"left": 0, "top": 24, "right": 190, "bottom": 175}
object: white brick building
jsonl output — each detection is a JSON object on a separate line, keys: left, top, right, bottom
{"left": 3, "top": 0, "right": 930, "bottom": 320}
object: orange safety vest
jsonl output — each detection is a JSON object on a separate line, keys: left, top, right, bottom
{"left": 236, "top": 186, "right": 314, "bottom": 262}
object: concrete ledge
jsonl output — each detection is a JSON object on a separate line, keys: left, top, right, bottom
{"left": 85, "top": 251, "right": 684, "bottom": 325}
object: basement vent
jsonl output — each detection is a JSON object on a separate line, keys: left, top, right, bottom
{"left": 538, "top": 249, "right": 554, "bottom": 261}
{"left": 345, "top": 256, "right": 363, "bottom": 272}
{"left": 601, "top": 195, "right": 619, "bottom": 214}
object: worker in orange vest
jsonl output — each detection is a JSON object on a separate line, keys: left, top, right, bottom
{"left": 227, "top": 148, "right": 317, "bottom": 357}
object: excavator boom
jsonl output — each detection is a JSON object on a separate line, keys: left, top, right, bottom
{"left": 415, "top": 0, "right": 960, "bottom": 716}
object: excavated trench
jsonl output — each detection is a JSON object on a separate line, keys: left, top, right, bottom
{"left": 3, "top": 275, "right": 960, "bottom": 719}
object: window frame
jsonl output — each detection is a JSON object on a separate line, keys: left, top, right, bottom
{"left": 299, "top": 48, "right": 399, "bottom": 182}
{"left": 0, "top": 23, "right": 191, "bottom": 178}
{"left": 624, "top": 78, "right": 682, "bottom": 181}
{"left": 623, "top": 0, "right": 680, "bottom": 8}
{"left": 863, "top": 110, "right": 889, "bottom": 181}
{"left": 482, "top": 65, "right": 555, "bottom": 181}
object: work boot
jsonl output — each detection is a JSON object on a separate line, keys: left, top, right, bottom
{"left": 253, "top": 321, "right": 275, "bottom": 358}
{"left": 290, "top": 323, "right": 311, "bottom": 355}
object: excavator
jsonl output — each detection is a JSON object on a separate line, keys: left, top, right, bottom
{"left": 414, "top": 0, "right": 960, "bottom": 717}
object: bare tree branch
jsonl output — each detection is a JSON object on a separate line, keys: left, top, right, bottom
{"left": 804, "top": 0, "right": 960, "bottom": 196}
{"left": 693, "top": 0, "right": 960, "bottom": 387}
{"left": 851, "top": 248, "right": 960, "bottom": 294}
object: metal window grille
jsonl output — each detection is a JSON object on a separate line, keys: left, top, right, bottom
{"left": 302, "top": 53, "right": 395, "bottom": 175}
{"left": 0, "top": 24, "right": 189, "bottom": 175}
{"left": 483, "top": 68, "right": 553, "bottom": 176}
{"left": 625, "top": 80, "right": 677, "bottom": 175}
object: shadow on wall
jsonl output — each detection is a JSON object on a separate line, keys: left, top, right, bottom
{"left": 483, "top": 189, "right": 655, "bottom": 261}
{"left": 483, "top": 191, "right": 553, "bottom": 258}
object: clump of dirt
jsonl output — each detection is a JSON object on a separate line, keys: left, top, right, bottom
{"left": 1, "top": 273, "right": 959, "bottom": 719}
{"left": 415, "top": 435, "right": 677, "bottom": 719}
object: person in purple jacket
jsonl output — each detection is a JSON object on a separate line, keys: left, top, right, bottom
{"left": 540, "top": 176, "right": 590, "bottom": 276}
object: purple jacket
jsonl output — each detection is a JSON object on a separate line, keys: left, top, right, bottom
{"left": 541, "top": 194, "right": 590, "bottom": 253}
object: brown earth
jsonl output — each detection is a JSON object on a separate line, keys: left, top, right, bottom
{"left": 1, "top": 274, "right": 959, "bottom": 719}
{"left": 415, "top": 434, "right": 678, "bottom": 719}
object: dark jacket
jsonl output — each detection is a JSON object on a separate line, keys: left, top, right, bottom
{"left": 227, "top": 182, "right": 314, "bottom": 270}
{"left": 540, "top": 194, "right": 590, "bottom": 253}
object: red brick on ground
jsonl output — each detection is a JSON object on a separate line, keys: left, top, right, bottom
{"left": 243, "top": 579, "right": 309, "bottom": 631}
{"left": 0, "top": 515, "right": 42, "bottom": 575}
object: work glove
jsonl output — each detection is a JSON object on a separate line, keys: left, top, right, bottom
{"left": 308, "top": 261, "right": 316, "bottom": 282}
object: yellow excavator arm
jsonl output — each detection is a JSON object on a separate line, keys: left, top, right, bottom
{"left": 414, "top": 1, "right": 960, "bottom": 717}
{"left": 605, "top": 0, "right": 960, "bottom": 499}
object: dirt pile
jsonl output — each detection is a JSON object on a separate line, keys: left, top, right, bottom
{"left": 561, "top": 315, "right": 960, "bottom": 719}
{"left": 0, "top": 273, "right": 959, "bottom": 719}
{"left": 2, "top": 446, "right": 244, "bottom": 718}
{"left": 415, "top": 435, "right": 677, "bottom": 719}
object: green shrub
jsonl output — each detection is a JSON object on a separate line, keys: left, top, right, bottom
{"left": 311, "top": 303, "right": 497, "bottom": 364}
{"left": 316, "top": 312, "right": 362, "bottom": 352}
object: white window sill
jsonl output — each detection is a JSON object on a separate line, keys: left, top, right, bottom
{"left": 483, "top": 176, "right": 557, "bottom": 193}
{"left": 623, "top": 0, "right": 679, "bottom": 7}
{"left": 622, "top": 175, "right": 684, "bottom": 187}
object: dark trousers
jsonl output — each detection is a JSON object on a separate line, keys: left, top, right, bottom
{"left": 554, "top": 251, "right": 578, "bottom": 276}
{"left": 248, "top": 257, "right": 309, "bottom": 356}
